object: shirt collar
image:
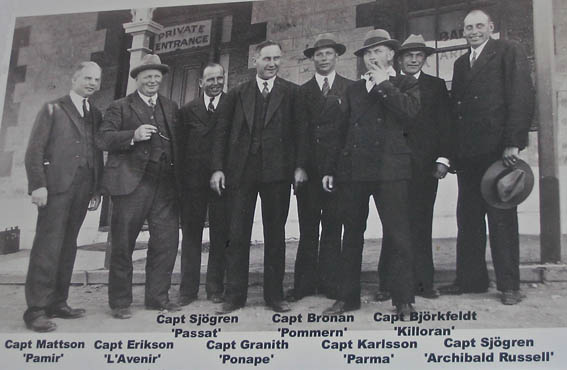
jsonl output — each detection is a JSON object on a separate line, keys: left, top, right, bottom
{"left": 400, "top": 70, "right": 421, "bottom": 80}
{"left": 470, "top": 38, "right": 489, "bottom": 60}
{"left": 256, "top": 75, "right": 276, "bottom": 93}
{"left": 137, "top": 90, "right": 158, "bottom": 106}
{"left": 203, "top": 92, "right": 222, "bottom": 110}
{"left": 69, "top": 90, "right": 89, "bottom": 117}
{"left": 315, "top": 71, "right": 336, "bottom": 91}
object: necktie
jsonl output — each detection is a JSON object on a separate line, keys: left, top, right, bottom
{"left": 321, "top": 77, "right": 330, "bottom": 97}
{"left": 208, "top": 97, "right": 215, "bottom": 113}
{"left": 470, "top": 50, "right": 477, "bottom": 68}
{"left": 262, "top": 81, "right": 270, "bottom": 99}
{"left": 82, "top": 98, "right": 89, "bottom": 118}
{"left": 148, "top": 96, "right": 156, "bottom": 111}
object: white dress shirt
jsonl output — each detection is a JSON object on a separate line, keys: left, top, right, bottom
{"left": 137, "top": 90, "right": 158, "bottom": 107}
{"left": 256, "top": 75, "right": 276, "bottom": 93}
{"left": 315, "top": 70, "right": 336, "bottom": 91}
{"left": 203, "top": 92, "right": 222, "bottom": 110}
{"left": 470, "top": 38, "right": 489, "bottom": 64}
{"left": 69, "top": 90, "right": 90, "bottom": 117}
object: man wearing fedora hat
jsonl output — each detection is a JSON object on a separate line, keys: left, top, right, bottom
{"left": 287, "top": 33, "right": 353, "bottom": 302}
{"left": 321, "top": 29, "right": 420, "bottom": 317}
{"left": 375, "top": 34, "right": 451, "bottom": 302}
{"left": 439, "top": 9, "right": 535, "bottom": 305}
{"left": 97, "top": 54, "right": 181, "bottom": 318}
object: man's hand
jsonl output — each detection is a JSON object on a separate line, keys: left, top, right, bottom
{"left": 31, "top": 187, "right": 48, "bottom": 208}
{"left": 88, "top": 194, "right": 102, "bottom": 211}
{"left": 133, "top": 124, "right": 158, "bottom": 142}
{"left": 293, "top": 168, "right": 308, "bottom": 194}
{"left": 210, "top": 171, "right": 225, "bottom": 196}
{"left": 322, "top": 175, "right": 335, "bottom": 193}
{"left": 432, "top": 163, "right": 449, "bottom": 179}
{"left": 502, "top": 146, "right": 520, "bottom": 167}
{"left": 367, "top": 63, "right": 389, "bottom": 85}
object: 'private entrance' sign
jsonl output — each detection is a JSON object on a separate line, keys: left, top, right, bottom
{"left": 154, "top": 20, "right": 212, "bottom": 54}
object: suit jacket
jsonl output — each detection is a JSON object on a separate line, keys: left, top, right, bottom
{"left": 325, "top": 75, "right": 420, "bottom": 182}
{"left": 96, "top": 92, "right": 180, "bottom": 196}
{"left": 25, "top": 95, "right": 103, "bottom": 195}
{"left": 178, "top": 94, "right": 225, "bottom": 189}
{"left": 299, "top": 74, "right": 353, "bottom": 177}
{"left": 451, "top": 38, "right": 535, "bottom": 162}
{"left": 211, "top": 76, "right": 307, "bottom": 187}
{"left": 406, "top": 72, "right": 451, "bottom": 173}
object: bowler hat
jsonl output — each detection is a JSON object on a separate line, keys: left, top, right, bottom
{"left": 354, "top": 29, "right": 400, "bottom": 57}
{"left": 480, "top": 158, "right": 534, "bottom": 209}
{"left": 130, "top": 54, "right": 170, "bottom": 78}
{"left": 303, "top": 33, "right": 346, "bottom": 58}
{"left": 397, "top": 34, "right": 436, "bottom": 56}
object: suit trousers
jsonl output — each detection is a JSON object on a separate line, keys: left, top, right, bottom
{"left": 108, "top": 161, "right": 179, "bottom": 309}
{"left": 339, "top": 181, "right": 415, "bottom": 306}
{"left": 378, "top": 169, "right": 438, "bottom": 294}
{"left": 456, "top": 158, "right": 520, "bottom": 292}
{"left": 179, "top": 187, "right": 228, "bottom": 299}
{"left": 294, "top": 175, "right": 341, "bottom": 298}
{"left": 224, "top": 152, "right": 290, "bottom": 306}
{"left": 25, "top": 167, "right": 93, "bottom": 319}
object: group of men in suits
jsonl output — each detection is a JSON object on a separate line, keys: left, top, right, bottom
{"left": 23, "top": 7, "right": 534, "bottom": 331}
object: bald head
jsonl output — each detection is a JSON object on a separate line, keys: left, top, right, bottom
{"left": 463, "top": 9, "right": 494, "bottom": 49}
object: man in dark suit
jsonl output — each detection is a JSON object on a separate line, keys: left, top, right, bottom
{"left": 439, "top": 9, "right": 535, "bottom": 305}
{"left": 24, "top": 61, "right": 103, "bottom": 332}
{"left": 321, "top": 29, "right": 420, "bottom": 317}
{"left": 178, "top": 62, "right": 228, "bottom": 305}
{"left": 287, "top": 33, "right": 352, "bottom": 302}
{"left": 375, "top": 35, "right": 451, "bottom": 301}
{"left": 210, "top": 40, "right": 308, "bottom": 313}
{"left": 97, "top": 54, "right": 181, "bottom": 319}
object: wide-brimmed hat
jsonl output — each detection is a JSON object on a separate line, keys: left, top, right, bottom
{"left": 130, "top": 54, "right": 170, "bottom": 78}
{"left": 354, "top": 29, "right": 400, "bottom": 57}
{"left": 480, "top": 158, "right": 534, "bottom": 209}
{"left": 396, "top": 34, "right": 436, "bottom": 56}
{"left": 303, "top": 33, "right": 346, "bottom": 58}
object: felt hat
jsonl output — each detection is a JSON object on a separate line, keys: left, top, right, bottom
{"left": 354, "top": 29, "right": 400, "bottom": 57}
{"left": 130, "top": 54, "right": 170, "bottom": 78}
{"left": 303, "top": 33, "right": 347, "bottom": 58}
{"left": 396, "top": 34, "right": 436, "bottom": 56}
{"left": 480, "top": 158, "right": 534, "bottom": 209}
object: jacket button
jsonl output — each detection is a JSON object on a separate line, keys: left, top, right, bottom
{"left": 383, "top": 94, "right": 388, "bottom": 98}
{"left": 316, "top": 139, "right": 320, "bottom": 143}
{"left": 353, "top": 144, "right": 358, "bottom": 148}
{"left": 279, "top": 138, "right": 283, "bottom": 143}
{"left": 150, "top": 116, "right": 154, "bottom": 119}
{"left": 458, "top": 116, "right": 463, "bottom": 120}
{"left": 143, "top": 150, "right": 148, "bottom": 154}
{"left": 76, "top": 140, "right": 80, "bottom": 144}
{"left": 75, "top": 155, "right": 80, "bottom": 158}
{"left": 374, "top": 141, "right": 379, "bottom": 146}
{"left": 354, "top": 122, "right": 359, "bottom": 127}
{"left": 457, "top": 101, "right": 462, "bottom": 105}
{"left": 473, "top": 96, "right": 478, "bottom": 99}
{"left": 377, "top": 118, "right": 382, "bottom": 123}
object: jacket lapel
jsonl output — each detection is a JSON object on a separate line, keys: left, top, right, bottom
{"left": 350, "top": 80, "right": 377, "bottom": 123}
{"left": 305, "top": 77, "right": 326, "bottom": 117}
{"left": 264, "top": 77, "right": 285, "bottom": 127}
{"left": 191, "top": 97, "right": 210, "bottom": 126}
{"left": 157, "top": 95, "right": 176, "bottom": 141}
{"left": 58, "top": 95, "right": 84, "bottom": 135}
{"left": 463, "top": 38, "right": 497, "bottom": 89}
{"left": 240, "top": 80, "right": 256, "bottom": 133}
{"left": 128, "top": 93, "right": 151, "bottom": 127}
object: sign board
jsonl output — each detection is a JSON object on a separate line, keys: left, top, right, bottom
{"left": 154, "top": 19, "right": 211, "bottom": 54}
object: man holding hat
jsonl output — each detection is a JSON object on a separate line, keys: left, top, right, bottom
{"left": 287, "top": 33, "right": 353, "bottom": 302}
{"left": 439, "top": 9, "right": 535, "bottom": 305}
{"left": 376, "top": 34, "right": 451, "bottom": 301}
{"left": 97, "top": 54, "right": 181, "bottom": 318}
{"left": 322, "top": 29, "right": 420, "bottom": 317}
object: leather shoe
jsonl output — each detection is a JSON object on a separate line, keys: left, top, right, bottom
{"left": 417, "top": 288, "right": 440, "bottom": 299}
{"left": 268, "top": 301, "right": 291, "bottom": 313}
{"left": 216, "top": 302, "right": 243, "bottom": 314}
{"left": 501, "top": 290, "right": 524, "bottom": 305}
{"left": 208, "top": 294, "right": 224, "bottom": 304}
{"left": 111, "top": 307, "right": 132, "bottom": 320}
{"left": 25, "top": 314, "right": 57, "bottom": 332}
{"left": 146, "top": 302, "right": 181, "bottom": 312}
{"left": 178, "top": 295, "right": 197, "bottom": 307}
{"left": 322, "top": 300, "right": 360, "bottom": 316}
{"left": 438, "top": 284, "right": 464, "bottom": 295}
{"left": 374, "top": 291, "right": 391, "bottom": 302}
{"left": 396, "top": 303, "right": 415, "bottom": 321}
{"left": 46, "top": 305, "right": 85, "bottom": 319}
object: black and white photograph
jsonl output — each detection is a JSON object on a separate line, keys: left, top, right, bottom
{"left": 0, "top": 0, "right": 566, "bottom": 368}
